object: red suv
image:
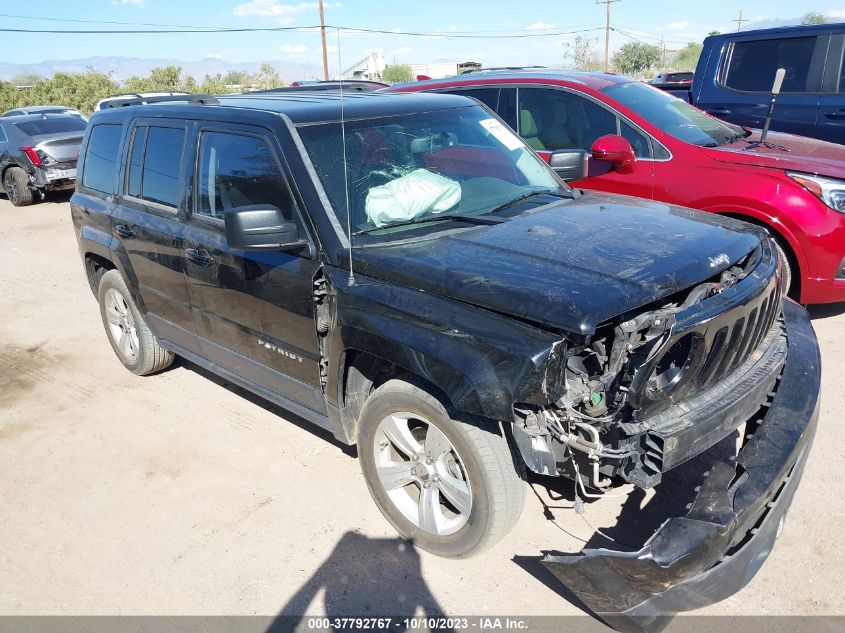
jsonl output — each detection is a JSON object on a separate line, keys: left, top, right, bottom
{"left": 389, "top": 71, "right": 845, "bottom": 304}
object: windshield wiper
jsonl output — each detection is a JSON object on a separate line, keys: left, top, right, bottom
{"left": 487, "top": 189, "right": 570, "bottom": 215}
{"left": 353, "top": 213, "right": 506, "bottom": 235}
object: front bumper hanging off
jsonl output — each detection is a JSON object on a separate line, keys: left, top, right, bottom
{"left": 542, "top": 300, "right": 821, "bottom": 632}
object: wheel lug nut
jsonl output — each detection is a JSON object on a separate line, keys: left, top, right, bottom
{"left": 412, "top": 454, "right": 419, "bottom": 461}
{"left": 423, "top": 482, "right": 430, "bottom": 489}
{"left": 425, "top": 457, "right": 433, "bottom": 465}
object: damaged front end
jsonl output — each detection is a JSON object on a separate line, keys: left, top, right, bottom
{"left": 512, "top": 240, "right": 821, "bottom": 629}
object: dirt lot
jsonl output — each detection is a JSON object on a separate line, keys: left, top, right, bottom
{"left": 1, "top": 194, "right": 844, "bottom": 622}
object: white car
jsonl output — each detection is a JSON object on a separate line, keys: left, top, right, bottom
{"left": 95, "top": 92, "right": 190, "bottom": 111}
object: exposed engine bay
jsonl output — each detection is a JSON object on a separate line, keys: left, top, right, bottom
{"left": 512, "top": 244, "right": 786, "bottom": 497}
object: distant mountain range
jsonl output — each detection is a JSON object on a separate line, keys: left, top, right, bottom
{"left": 0, "top": 56, "right": 324, "bottom": 83}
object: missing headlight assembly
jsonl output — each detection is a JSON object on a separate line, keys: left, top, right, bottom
{"left": 512, "top": 244, "right": 782, "bottom": 493}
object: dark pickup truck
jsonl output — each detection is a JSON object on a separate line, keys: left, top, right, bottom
{"left": 70, "top": 91, "right": 820, "bottom": 629}
{"left": 657, "top": 22, "right": 845, "bottom": 145}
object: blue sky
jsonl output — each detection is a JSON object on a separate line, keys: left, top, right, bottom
{"left": 4, "top": 0, "right": 845, "bottom": 72}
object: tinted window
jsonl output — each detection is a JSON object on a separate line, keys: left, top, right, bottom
{"left": 620, "top": 120, "right": 651, "bottom": 158}
{"left": 839, "top": 47, "right": 845, "bottom": 93}
{"left": 13, "top": 117, "right": 87, "bottom": 136}
{"left": 724, "top": 37, "right": 816, "bottom": 93}
{"left": 0, "top": 125, "right": 7, "bottom": 143}
{"left": 454, "top": 88, "right": 499, "bottom": 111}
{"left": 127, "top": 127, "right": 146, "bottom": 198}
{"left": 603, "top": 81, "right": 742, "bottom": 147}
{"left": 82, "top": 124, "right": 123, "bottom": 194}
{"left": 196, "top": 131, "right": 292, "bottom": 220}
{"left": 498, "top": 88, "right": 518, "bottom": 129}
{"left": 140, "top": 126, "right": 184, "bottom": 207}
{"left": 518, "top": 88, "right": 617, "bottom": 152}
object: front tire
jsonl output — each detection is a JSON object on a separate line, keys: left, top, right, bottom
{"left": 771, "top": 237, "right": 796, "bottom": 300}
{"left": 358, "top": 378, "right": 525, "bottom": 558}
{"left": 97, "top": 269, "right": 174, "bottom": 375}
{"left": 3, "top": 167, "right": 34, "bottom": 207}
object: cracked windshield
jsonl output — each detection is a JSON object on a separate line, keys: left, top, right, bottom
{"left": 297, "top": 104, "right": 569, "bottom": 238}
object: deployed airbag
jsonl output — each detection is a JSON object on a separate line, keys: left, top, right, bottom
{"left": 365, "top": 168, "right": 461, "bottom": 227}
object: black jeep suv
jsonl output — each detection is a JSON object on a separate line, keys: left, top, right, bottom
{"left": 71, "top": 92, "right": 820, "bottom": 624}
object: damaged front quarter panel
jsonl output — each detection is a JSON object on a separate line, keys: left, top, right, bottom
{"left": 541, "top": 300, "right": 820, "bottom": 633}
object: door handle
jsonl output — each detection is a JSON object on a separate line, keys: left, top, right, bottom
{"left": 824, "top": 110, "right": 845, "bottom": 120}
{"left": 707, "top": 108, "right": 732, "bottom": 116}
{"left": 185, "top": 248, "right": 214, "bottom": 267}
{"left": 114, "top": 224, "right": 136, "bottom": 239}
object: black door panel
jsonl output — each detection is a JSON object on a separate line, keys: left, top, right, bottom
{"left": 184, "top": 126, "right": 324, "bottom": 411}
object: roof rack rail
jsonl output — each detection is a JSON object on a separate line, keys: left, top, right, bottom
{"left": 103, "top": 94, "right": 220, "bottom": 109}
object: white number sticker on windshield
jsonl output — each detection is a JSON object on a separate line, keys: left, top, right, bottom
{"left": 479, "top": 118, "right": 524, "bottom": 151}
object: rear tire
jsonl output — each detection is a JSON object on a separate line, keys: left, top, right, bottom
{"left": 97, "top": 269, "right": 174, "bottom": 375}
{"left": 358, "top": 377, "right": 525, "bottom": 558}
{"left": 3, "top": 167, "right": 34, "bottom": 207}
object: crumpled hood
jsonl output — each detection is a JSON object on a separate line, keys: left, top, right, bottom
{"left": 700, "top": 130, "right": 845, "bottom": 179}
{"left": 352, "top": 192, "right": 762, "bottom": 335}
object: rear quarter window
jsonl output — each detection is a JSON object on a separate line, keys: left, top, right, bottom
{"left": 82, "top": 124, "right": 123, "bottom": 195}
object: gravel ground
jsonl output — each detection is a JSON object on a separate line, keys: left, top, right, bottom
{"left": 1, "top": 194, "right": 843, "bottom": 624}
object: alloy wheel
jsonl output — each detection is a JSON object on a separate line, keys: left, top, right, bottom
{"left": 372, "top": 412, "right": 473, "bottom": 536}
{"left": 104, "top": 287, "right": 139, "bottom": 362}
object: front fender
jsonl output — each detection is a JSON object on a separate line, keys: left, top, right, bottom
{"left": 326, "top": 267, "right": 564, "bottom": 422}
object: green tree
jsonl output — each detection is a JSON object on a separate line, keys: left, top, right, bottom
{"left": 381, "top": 64, "right": 413, "bottom": 84}
{"left": 255, "top": 63, "right": 283, "bottom": 90}
{"left": 801, "top": 11, "right": 828, "bottom": 25}
{"left": 611, "top": 42, "right": 662, "bottom": 78}
{"left": 562, "top": 35, "right": 603, "bottom": 71}
{"left": 672, "top": 42, "right": 703, "bottom": 72}
{"left": 9, "top": 73, "right": 44, "bottom": 87}
{"left": 708, "top": 30, "right": 721, "bottom": 37}
{"left": 125, "top": 65, "right": 183, "bottom": 93}
{"left": 223, "top": 70, "right": 251, "bottom": 85}
{"left": 199, "top": 73, "right": 230, "bottom": 94}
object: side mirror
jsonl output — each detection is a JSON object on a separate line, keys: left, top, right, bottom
{"left": 591, "top": 135, "right": 636, "bottom": 174}
{"left": 548, "top": 149, "right": 589, "bottom": 182}
{"left": 224, "top": 205, "right": 307, "bottom": 252}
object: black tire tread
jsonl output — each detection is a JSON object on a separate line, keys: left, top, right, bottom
{"left": 4, "top": 166, "right": 34, "bottom": 207}
{"left": 98, "top": 270, "right": 174, "bottom": 375}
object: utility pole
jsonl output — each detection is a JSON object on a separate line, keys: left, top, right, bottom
{"left": 319, "top": 0, "right": 329, "bottom": 80}
{"left": 597, "top": 0, "right": 620, "bottom": 73}
{"left": 661, "top": 36, "right": 666, "bottom": 69}
{"left": 733, "top": 9, "right": 746, "bottom": 32}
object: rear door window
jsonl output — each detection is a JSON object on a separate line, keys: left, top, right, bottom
{"left": 125, "top": 125, "right": 185, "bottom": 208}
{"left": 453, "top": 88, "right": 500, "bottom": 111}
{"left": 723, "top": 37, "right": 817, "bottom": 93}
{"left": 81, "top": 124, "right": 123, "bottom": 194}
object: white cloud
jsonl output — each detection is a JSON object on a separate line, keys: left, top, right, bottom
{"left": 233, "top": 1, "right": 341, "bottom": 24}
{"left": 826, "top": 9, "right": 845, "bottom": 18}
{"left": 525, "top": 22, "right": 556, "bottom": 30}
{"left": 205, "top": 52, "right": 225, "bottom": 59}
{"left": 113, "top": 0, "right": 146, "bottom": 5}
{"left": 279, "top": 44, "right": 309, "bottom": 54}
{"left": 665, "top": 20, "right": 689, "bottom": 31}
{"left": 446, "top": 25, "right": 457, "bottom": 32}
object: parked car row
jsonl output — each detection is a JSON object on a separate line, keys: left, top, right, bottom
{"left": 68, "top": 88, "right": 821, "bottom": 628}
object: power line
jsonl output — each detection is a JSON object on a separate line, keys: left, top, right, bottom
{"left": 0, "top": 23, "right": 608, "bottom": 38}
